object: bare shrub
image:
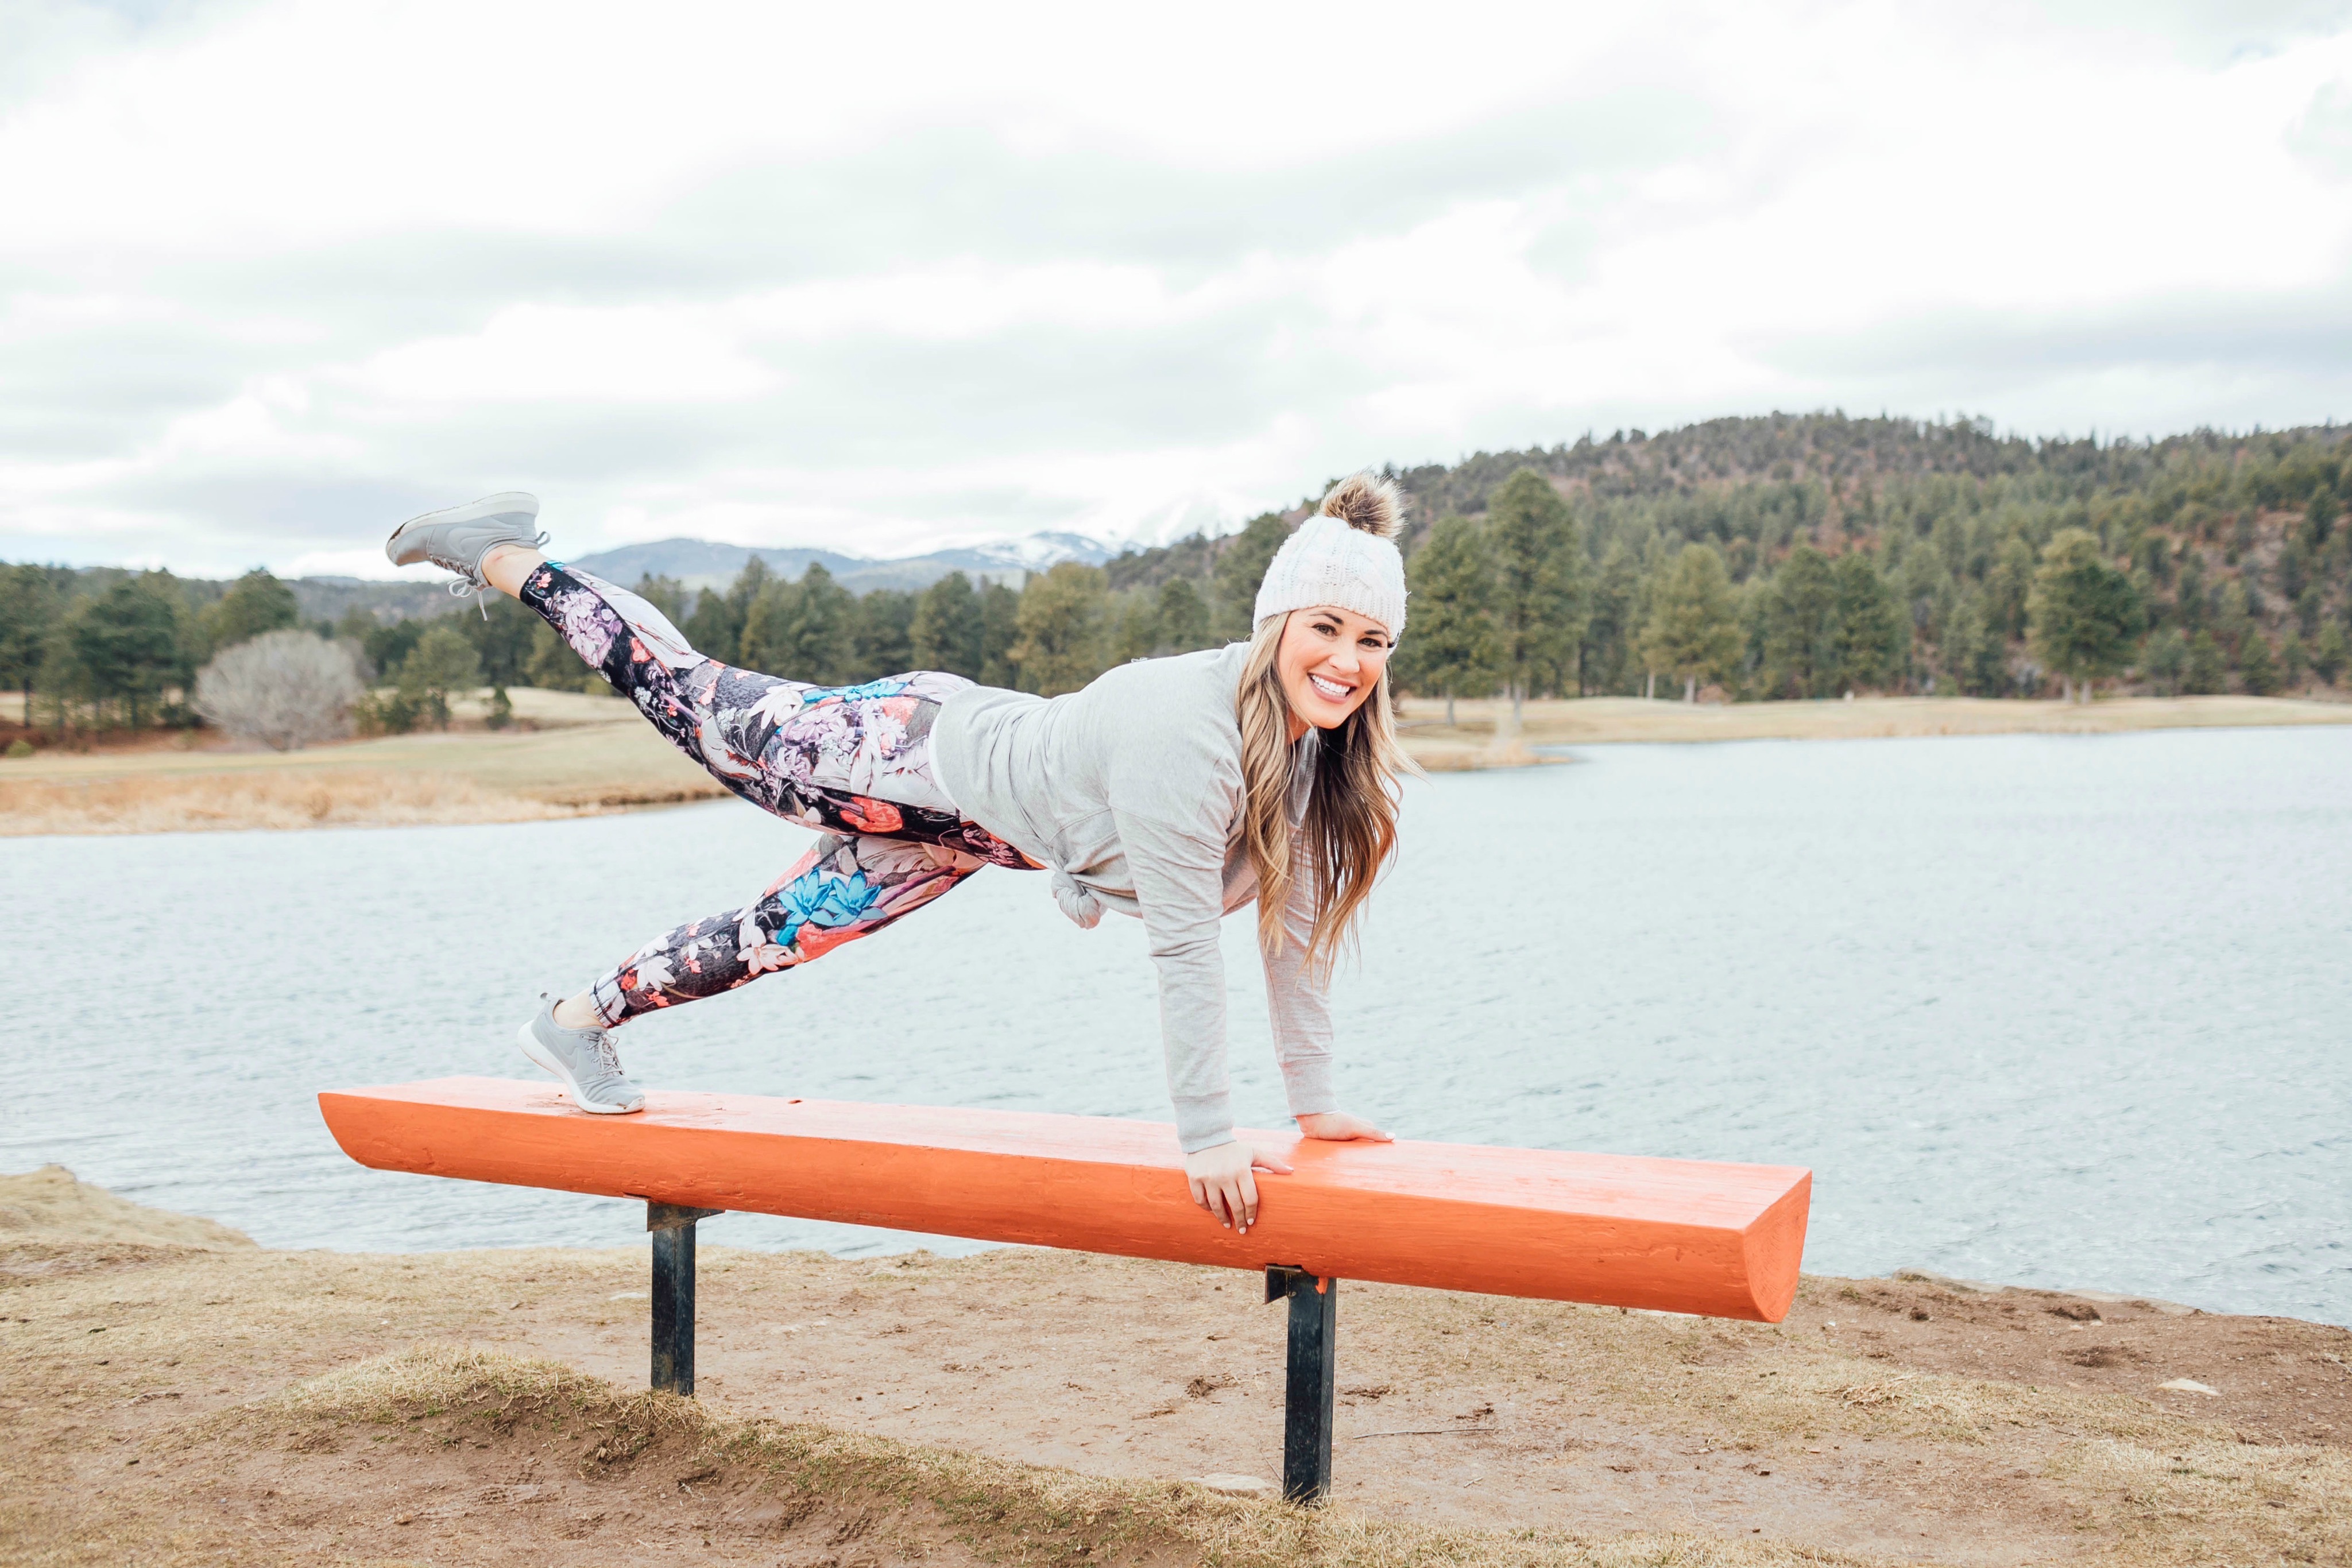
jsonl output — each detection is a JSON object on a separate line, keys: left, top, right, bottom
{"left": 193, "top": 630, "right": 365, "bottom": 750}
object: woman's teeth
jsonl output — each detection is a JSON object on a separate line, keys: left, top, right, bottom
{"left": 1307, "top": 673, "right": 1353, "bottom": 700}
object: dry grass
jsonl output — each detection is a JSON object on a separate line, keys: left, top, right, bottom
{"left": 3, "top": 1208, "right": 2343, "bottom": 1567}
{"left": 5, "top": 688, "right": 2346, "bottom": 835}
{"left": 238, "top": 1343, "right": 1891, "bottom": 1567}
{"left": 0, "top": 691, "right": 726, "bottom": 834}
{"left": 0, "top": 1165, "right": 254, "bottom": 1249}
{"left": 0, "top": 769, "right": 593, "bottom": 835}
{"left": 1399, "top": 692, "right": 2352, "bottom": 748}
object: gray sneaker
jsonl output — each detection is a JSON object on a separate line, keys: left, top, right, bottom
{"left": 517, "top": 994, "right": 645, "bottom": 1114}
{"left": 385, "top": 492, "right": 549, "bottom": 611}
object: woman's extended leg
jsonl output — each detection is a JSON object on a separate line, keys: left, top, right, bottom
{"left": 504, "top": 556, "right": 1017, "bottom": 853}
{"left": 583, "top": 832, "right": 986, "bottom": 1024}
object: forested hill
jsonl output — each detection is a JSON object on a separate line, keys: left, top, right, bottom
{"left": 1112, "top": 412, "right": 2348, "bottom": 582}
{"left": 1102, "top": 412, "right": 2352, "bottom": 703}
{"left": 6, "top": 411, "right": 2349, "bottom": 736}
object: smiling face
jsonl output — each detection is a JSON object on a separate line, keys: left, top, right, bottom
{"left": 1274, "top": 605, "right": 1394, "bottom": 738}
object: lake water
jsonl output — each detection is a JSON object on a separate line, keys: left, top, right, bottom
{"left": 9, "top": 726, "right": 2348, "bottom": 1324}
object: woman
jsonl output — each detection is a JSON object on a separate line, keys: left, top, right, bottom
{"left": 385, "top": 476, "right": 1413, "bottom": 1232}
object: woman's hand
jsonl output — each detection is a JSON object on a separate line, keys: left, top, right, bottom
{"left": 1182, "top": 1140, "right": 1294, "bottom": 1233}
{"left": 1295, "top": 1110, "right": 1393, "bottom": 1143}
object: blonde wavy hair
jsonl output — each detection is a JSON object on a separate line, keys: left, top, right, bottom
{"left": 1235, "top": 475, "right": 1416, "bottom": 978}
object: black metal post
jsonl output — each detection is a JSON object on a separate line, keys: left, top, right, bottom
{"left": 1266, "top": 1264, "right": 1337, "bottom": 1504}
{"left": 647, "top": 1201, "right": 721, "bottom": 1396}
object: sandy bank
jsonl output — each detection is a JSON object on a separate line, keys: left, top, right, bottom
{"left": 0, "top": 688, "right": 728, "bottom": 836}
{"left": 1397, "top": 692, "right": 2352, "bottom": 765}
{"left": 3, "top": 1168, "right": 2345, "bottom": 1566}
{"left": 6, "top": 690, "right": 2347, "bottom": 834}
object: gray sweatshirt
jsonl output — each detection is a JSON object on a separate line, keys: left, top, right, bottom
{"left": 930, "top": 642, "right": 1336, "bottom": 1152}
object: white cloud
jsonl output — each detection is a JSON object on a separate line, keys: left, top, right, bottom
{"left": 353, "top": 303, "right": 778, "bottom": 404}
{"left": 2, "top": 0, "right": 2350, "bottom": 576}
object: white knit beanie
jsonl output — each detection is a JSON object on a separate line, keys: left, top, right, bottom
{"left": 1252, "top": 474, "right": 1408, "bottom": 638}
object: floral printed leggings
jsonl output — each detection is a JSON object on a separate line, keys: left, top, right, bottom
{"left": 520, "top": 562, "right": 1037, "bottom": 1027}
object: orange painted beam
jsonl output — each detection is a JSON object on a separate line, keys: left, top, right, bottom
{"left": 318, "top": 1078, "right": 1809, "bottom": 1322}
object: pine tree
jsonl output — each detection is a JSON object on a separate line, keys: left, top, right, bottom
{"left": 2026, "top": 528, "right": 2141, "bottom": 702}
{"left": 397, "top": 624, "right": 482, "bottom": 729}
{"left": 1577, "top": 541, "right": 1641, "bottom": 695}
{"left": 0, "top": 564, "right": 60, "bottom": 717}
{"left": 2281, "top": 629, "right": 2309, "bottom": 691}
{"left": 1392, "top": 515, "right": 1500, "bottom": 726}
{"left": 199, "top": 568, "right": 299, "bottom": 657}
{"left": 2237, "top": 630, "right": 2280, "bottom": 696}
{"left": 1212, "top": 513, "right": 1291, "bottom": 639}
{"left": 1829, "top": 550, "right": 1907, "bottom": 692}
{"left": 911, "top": 571, "right": 984, "bottom": 679}
{"left": 740, "top": 564, "right": 854, "bottom": 685}
{"left": 2184, "top": 630, "right": 2227, "bottom": 695}
{"left": 711, "top": 556, "right": 772, "bottom": 664}
{"left": 1486, "top": 468, "right": 1581, "bottom": 722}
{"left": 1011, "top": 563, "right": 1108, "bottom": 695}
{"left": 1639, "top": 544, "right": 1740, "bottom": 702}
{"left": 459, "top": 595, "right": 541, "bottom": 688}
{"left": 1109, "top": 592, "right": 1158, "bottom": 665}
{"left": 1986, "top": 536, "right": 2036, "bottom": 639}
{"left": 64, "top": 574, "right": 187, "bottom": 728}
{"left": 1761, "top": 544, "right": 1839, "bottom": 696}
{"left": 2141, "top": 628, "right": 2187, "bottom": 696}
{"left": 1154, "top": 577, "right": 1212, "bottom": 652}
{"left": 683, "top": 585, "right": 742, "bottom": 665}
{"left": 2312, "top": 622, "right": 2349, "bottom": 687}
{"left": 852, "top": 590, "right": 915, "bottom": 680}
{"left": 979, "top": 580, "right": 1021, "bottom": 688}
{"left": 1945, "top": 591, "right": 2009, "bottom": 696}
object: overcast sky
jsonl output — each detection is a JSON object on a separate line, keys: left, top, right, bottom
{"left": 3, "top": 0, "right": 2350, "bottom": 579}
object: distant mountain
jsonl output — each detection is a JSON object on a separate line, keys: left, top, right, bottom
{"left": 565, "top": 531, "right": 1116, "bottom": 595}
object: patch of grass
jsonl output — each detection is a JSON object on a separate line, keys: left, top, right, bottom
{"left": 244, "top": 1345, "right": 1894, "bottom": 1568}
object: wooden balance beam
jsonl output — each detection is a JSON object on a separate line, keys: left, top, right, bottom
{"left": 319, "top": 1077, "right": 1810, "bottom": 1503}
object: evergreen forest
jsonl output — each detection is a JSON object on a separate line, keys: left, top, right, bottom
{"left": 3, "top": 412, "right": 2348, "bottom": 741}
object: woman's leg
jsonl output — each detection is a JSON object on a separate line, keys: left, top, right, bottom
{"left": 571, "top": 833, "right": 988, "bottom": 1025}
{"left": 494, "top": 551, "right": 1037, "bottom": 1031}
{"left": 502, "top": 553, "right": 1023, "bottom": 846}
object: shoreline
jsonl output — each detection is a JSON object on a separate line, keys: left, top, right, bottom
{"left": 4, "top": 691, "right": 2347, "bottom": 834}
{"left": 6, "top": 1167, "right": 2347, "bottom": 1565}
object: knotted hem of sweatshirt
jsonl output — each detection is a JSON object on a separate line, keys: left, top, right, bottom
{"left": 1050, "top": 865, "right": 1105, "bottom": 928}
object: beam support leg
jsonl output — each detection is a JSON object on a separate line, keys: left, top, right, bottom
{"left": 1266, "top": 1264, "right": 1337, "bottom": 1504}
{"left": 647, "top": 1201, "right": 722, "bottom": 1396}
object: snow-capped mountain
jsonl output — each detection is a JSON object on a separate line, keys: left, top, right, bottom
{"left": 567, "top": 531, "right": 1118, "bottom": 595}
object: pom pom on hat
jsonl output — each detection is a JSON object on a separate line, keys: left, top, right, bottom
{"left": 1316, "top": 473, "right": 1403, "bottom": 539}
{"left": 1252, "top": 473, "right": 1409, "bottom": 637}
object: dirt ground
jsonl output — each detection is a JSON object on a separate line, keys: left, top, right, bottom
{"left": 3, "top": 1172, "right": 2346, "bottom": 1567}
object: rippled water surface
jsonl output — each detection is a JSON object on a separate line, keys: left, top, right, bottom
{"left": 10, "top": 725, "right": 2348, "bottom": 1322}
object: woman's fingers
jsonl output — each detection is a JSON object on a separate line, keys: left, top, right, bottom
{"left": 1295, "top": 1110, "right": 1393, "bottom": 1143}
{"left": 1181, "top": 1141, "right": 1295, "bottom": 1230}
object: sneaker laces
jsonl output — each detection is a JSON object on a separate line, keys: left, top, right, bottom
{"left": 591, "top": 1030, "right": 626, "bottom": 1078}
{"left": 439, "top": 528, "right": 551, "bottom": 618}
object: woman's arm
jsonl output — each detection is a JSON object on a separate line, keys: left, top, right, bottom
{"left": 1261, "top": 837, "right": 1391, "bottom": 1145}
{"left": 1116, "top": 804, "right": 1303, "bottom": 1231}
